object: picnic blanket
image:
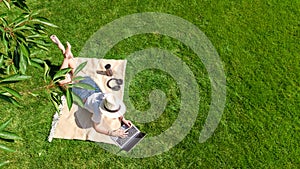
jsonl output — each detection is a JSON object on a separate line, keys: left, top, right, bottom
{"left": 48, "top": 58, "right": 127, "bottom": 145}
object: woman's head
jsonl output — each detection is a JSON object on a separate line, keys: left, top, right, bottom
{"left": 99, "top": 93, "right": 126, "bottom": 118}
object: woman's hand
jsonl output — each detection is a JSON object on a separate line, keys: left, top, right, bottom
{"left": 110, "top": 129, "right": 128, "bottom": 138}
{"left": 122, "top": 119, "right": 132, "bottom": 127}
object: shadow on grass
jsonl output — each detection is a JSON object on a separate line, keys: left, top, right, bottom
{"left": 45, "top": 60, "right": 61, "bottom": 79}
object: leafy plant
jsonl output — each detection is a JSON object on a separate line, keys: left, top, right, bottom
{"left": 0, "top": 0, "right": 63, "bottom": 167}
{"left": 0, "top": 0, "right": 57, "bottom": 108}
{"left": 47, "top": 61, "right": 93, "bottom": 110}
{"left": 1, "top": 0, "right": 29, "bottom": 11}
{"left": 0, "top": 74, "right": 31, "bottom": 106}
{"left": 0, "top": 118, "right": 22, "bottom": 167}
{"left": 1, "top": 1, "right": 91, "bottom": 110}
{"left": 0, "top": 0, "right": 92, "bottom": 166}
{"left": 0, "top": 0, "right": 57, "bottom": 75}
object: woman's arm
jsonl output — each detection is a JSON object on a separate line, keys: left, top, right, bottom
{"left": 93, "top": 122, "right": 128, "bottom": 138}
{"left": 93, "top": 122, "right": 110, "bottom": 135}
{"left": 119, "top": 116, "right": 132, "bottom": 127}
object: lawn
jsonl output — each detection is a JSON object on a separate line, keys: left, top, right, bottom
{"left": 0, "top": 0, "right": 299, "bottom": 168}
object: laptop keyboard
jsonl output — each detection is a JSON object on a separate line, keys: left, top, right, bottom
{"left": 116, "top": 126, "right": 139, "bottom": 146}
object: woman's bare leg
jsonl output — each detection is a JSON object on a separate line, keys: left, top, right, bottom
{"left": 50, "top": 35, "right": 65, "bottom": 54}
{"left": 50, "top": 35, "right": 76, "bottom": 85}
{"left": 58, "top": 57, "right": 75, "bottom": 85}
{"left": 60, "top": 57, "right": 74, "bottom": 70}
{"left": 65, "top": 42, "right": 73, "bottom": 58}
{"left": 65, "top": 42, "right": 76, "bottom": 75}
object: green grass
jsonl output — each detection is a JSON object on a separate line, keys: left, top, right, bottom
{"left": 1, "top": 0, "right": 299, "bottom": 168}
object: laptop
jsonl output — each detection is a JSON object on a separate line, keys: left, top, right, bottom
{"left": 110, "top": 123, "right": 146, "bottom": 152}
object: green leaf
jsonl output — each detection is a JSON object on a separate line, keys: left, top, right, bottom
{"left": 11, "top": 64, "right": 18, "bottom": 74}
{"left": 9, "top": 98, "right": 21, "bottom": 107}
{"left": 30, "top": 58, "right": 44, "bottom": 64}
{"left": 1, "top": 87, "right": 22, "bottom": 99}
{"left": 31, "top": 19, "right": 58, "bottom": 28}
{"left": 19, "top": 43, "right": 30, "bottom": 58}
{"left": 0, "top": 13, "right": 8, "bottom": 18}
{"left": 27, "top": 39, "right": 49, "bottom": 46}
{"left": 2, "top": 32, "right": 9, "bottom": 52}
{"left": 13, "top": 46, "right": 20, "bottom": 69}
{"left": 71, "top": 91, "right": 84, "bottom": 108}
{"left": 69, "top": 83, "right": 95, "bottom": 90}
{"left": 12, "top": 0, "right": 29, "bottom": 11}
{"left": 0, "top": 118, "right": 12, "bottom": 131}
{"left": 66, "top": 88, "right": 73, "bottom": 110}
{"left": 15, "top": 32, "right": 27, "bottom": 44}
{"left": 0, "top": 17, "right": 8, "bottom": 26}
{"left": 13, "top": 25, "right": 32, "bottom": 32}
{"left": 0, "top": 161, "right": 10, "bottom": 167}
{"left": 0, "top": 94, "right": 22, "bottom": 107}
{"left": 53, "top": 68, "right": 72, "bottom": 81}
{"left": 50, "top": 92, "right": 60, "bottom": 111}
{"left": 0, "top": 74, "right": 31, "bottom": 83}
{"left": 28, "top": 10, "right": 40, "bottom": 17}
{"left": 0, "top": 27, "right": 4, "bottom": 33}
{"left": 0, "top": 54, "right": 4, "bottom": 68}
{"left": 13, "top": 12, "right": 29, "bottom": 24}
{"left": 6, "top": 64, "right": 10, "bottom": 74}
{"left": 0, "top": 144, "right": 15, "bottom": 152}
{"left": 34, "top": 16, "right": 51, "bottom": 22}
{"left": 29, "top": 60, "right": 43, "bottom": 70}
{"left": 28, "top": 92, "right": 39, "bottom": 97}
{"left": 26, "top": 34, "right": 47, "bottom": 39}
{"left": 3, "top": 0, "right": 11, "bottom": 10}
{"left": 43, "top": 62, "right": 50, "bottom": 82}
{"left": 73, "top": 61, "right": 87, "bottom": 75}
{"left": 71, "top": 76, "right": 86, "bottom": 82}
{"left": 19, "top": 52, "right": 27, "bottom": 74}
{"left": 29, "top": 58, "right": 43, "bottom": 69}
{"left": 36, "top": 44, "right": 49, "bottom": 51}
{"left": 0, "top": 131, "right": 22, "bottom": 140}
{"left": 36, "top": 29, "right": 46, "bottom": 35}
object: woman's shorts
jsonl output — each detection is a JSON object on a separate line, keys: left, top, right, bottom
{"left": 72, "top": 76, "right": 102, "bottom": 101}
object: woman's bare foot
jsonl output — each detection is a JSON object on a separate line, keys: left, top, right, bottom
{"left": 50, "top": 35, "right": 66, "bottom": 54}
{"left": 65, "top": 41, "right": 74, "bottom": 59}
